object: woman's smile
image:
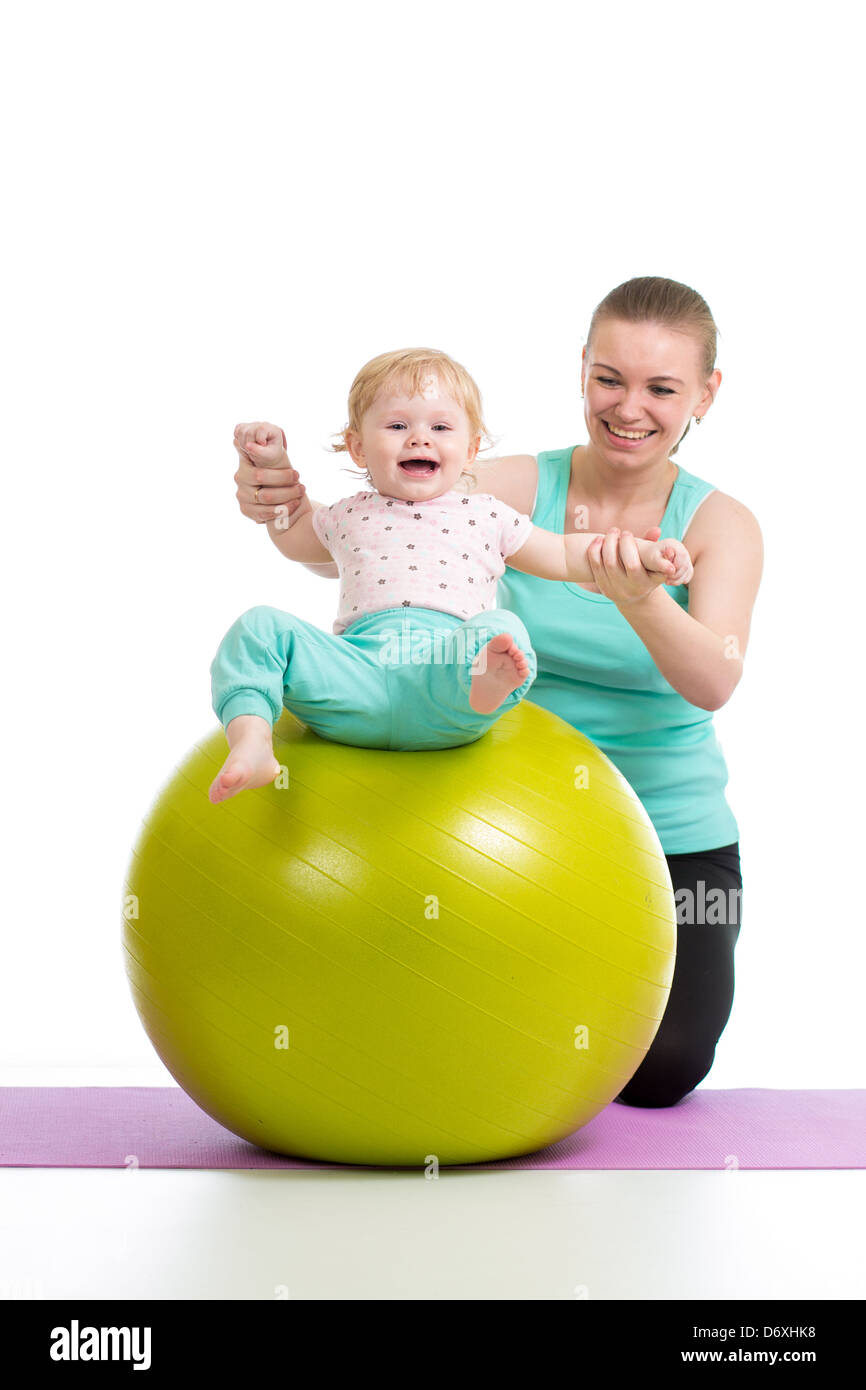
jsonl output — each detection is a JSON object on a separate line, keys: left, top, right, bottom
{"left": 602, "top": 419, "right": 658, "bottom": 446}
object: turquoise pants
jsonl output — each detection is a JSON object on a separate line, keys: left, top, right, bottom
{"left": 210, "top": 605, "right": 538, "bottom": 751}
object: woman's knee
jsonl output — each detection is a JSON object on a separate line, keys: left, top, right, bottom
{"left": 615, "top": 1037, "right": 717, "bottom": 1108}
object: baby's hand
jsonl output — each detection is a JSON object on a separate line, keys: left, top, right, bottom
{"left": 637, "top": 536, "right": 694, "bottom": 586}
{"left": 234, "top": 421, "right": 287, "bottom": 466}
{"left": 233, "top": 422, "right": 307, "bottom": 525}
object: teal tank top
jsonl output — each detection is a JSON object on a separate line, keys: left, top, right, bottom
{"left": 497, "top": 447, "right": 739, "bottom": 855}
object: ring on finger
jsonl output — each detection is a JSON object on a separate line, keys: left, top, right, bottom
{"left": 254, "top": 487, "right": 261, "bottom": 504}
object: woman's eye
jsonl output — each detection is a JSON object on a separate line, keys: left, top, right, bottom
{"left": 596, "top": 376, "right": 673, "bottom": 395}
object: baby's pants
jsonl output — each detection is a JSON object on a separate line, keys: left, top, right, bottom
{"left": 210, "top": 605, "right": 538, "bottom": 751}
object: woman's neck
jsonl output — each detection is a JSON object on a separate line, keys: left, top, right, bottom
{"left": 573, "top": 443, "right": 678, "bottom": 510}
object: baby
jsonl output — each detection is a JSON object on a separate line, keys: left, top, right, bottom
{"left": 208, "top": 348, "right": 692, "bottom": 803}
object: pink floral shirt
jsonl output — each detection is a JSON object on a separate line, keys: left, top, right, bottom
{"left": 311, "top": 489, "right": 534, "bottom": 634}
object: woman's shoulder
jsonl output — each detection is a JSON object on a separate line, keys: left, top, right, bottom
{"left": 682, "top": 482, "right": 763, "bottom": 561}
{"left": 472, "top": 453, "right": 540, "bottom": 514}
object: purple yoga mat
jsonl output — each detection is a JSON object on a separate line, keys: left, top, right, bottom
{"left": 1, "top": 1087, "right": 863, "bottom": 1169}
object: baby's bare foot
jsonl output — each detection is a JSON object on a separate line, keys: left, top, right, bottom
{"left": 468, "top": 633, "right": 531, "bottom": 714}
{"left": 208, "top": 715, "right": 281, "bottom": 804}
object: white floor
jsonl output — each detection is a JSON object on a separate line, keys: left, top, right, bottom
{"left": 1, "top": 1070, "right": 863, "bottom": 1301}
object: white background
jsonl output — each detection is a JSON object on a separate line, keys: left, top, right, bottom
{"left": 1, "top": 0, "right": 862, "bottom": 1088}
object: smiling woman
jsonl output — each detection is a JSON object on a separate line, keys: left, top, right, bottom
{"left": 493, "top": 275, "right": 764, "bottom": 1107}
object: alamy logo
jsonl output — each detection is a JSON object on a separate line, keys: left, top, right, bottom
{"left": 675, "top": 880, "right": 741, "bottom": 925}
{"left": 375, "top": 621, "right": 487, "bottom": 671}
{"left": 49, "top": 1320, "right": 151, "bottom": 1370}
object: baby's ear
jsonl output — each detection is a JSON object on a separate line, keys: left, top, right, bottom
{"left": 345, "top": 429, "right": 364, "bottom": 467}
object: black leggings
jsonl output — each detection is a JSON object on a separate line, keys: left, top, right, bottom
{"left": 616, "top": 842, "right": 742, "bottom": 1108}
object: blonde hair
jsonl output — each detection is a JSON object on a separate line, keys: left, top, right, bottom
{"left": 330, "top": 347, "right": 494, "bottom": 491}
{"left": 587, "top": 276, "right": 719, "bottom": 456}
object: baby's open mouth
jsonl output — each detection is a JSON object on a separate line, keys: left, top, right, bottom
{"left": 399, "top": 459, "right": 439, "bottom": 475}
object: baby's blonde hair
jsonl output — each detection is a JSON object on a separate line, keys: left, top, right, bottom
{"left": 330, "top": 347, "right": 495, "bottom": 492}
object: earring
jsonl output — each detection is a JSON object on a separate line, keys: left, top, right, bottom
{"left": 695, "top": 416, "right": 702, "bottom": 425}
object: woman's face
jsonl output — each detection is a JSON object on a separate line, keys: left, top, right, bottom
{"left": 581, "top": 319, "right": 719, "bottom": 464}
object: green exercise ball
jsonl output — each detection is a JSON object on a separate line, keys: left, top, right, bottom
{"left": 122, "top": 700, "right": 675, "bottom": 1167}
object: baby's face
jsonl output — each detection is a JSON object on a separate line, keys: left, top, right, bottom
{"left": 347, "top": 376, "right": 480, "bottom": 500}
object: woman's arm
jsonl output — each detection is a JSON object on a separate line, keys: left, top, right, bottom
{"left": 473, "top": 454, "right": 539, "bottom": 514}
{"left": 593, "top": 492, "right": 764, "bottom": 711}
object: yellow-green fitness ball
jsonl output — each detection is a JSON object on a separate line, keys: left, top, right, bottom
{"left": 122, "top": 700, "right": 675, "bottom": 1167}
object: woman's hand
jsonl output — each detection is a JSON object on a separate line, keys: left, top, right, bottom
{"left": 586, "top": 527, "right": 692, "bottom": 605}
{"left": 233, "top": 422, "right": 307, "bottom": 524}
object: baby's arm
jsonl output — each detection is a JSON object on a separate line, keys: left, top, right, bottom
{"left": 267, "top": 505, "right": 334, "bottom": 565}
{"left": 507, "top": 526, "right": 690, "bottom": 585}
{"left": 239, "top": 427, "right": 335, "bottom": 566}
